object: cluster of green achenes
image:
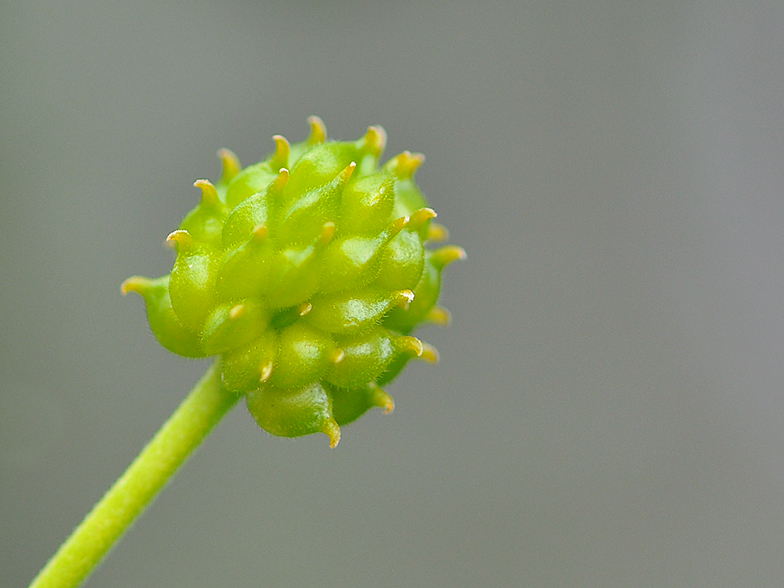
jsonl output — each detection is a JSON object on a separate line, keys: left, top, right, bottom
{"left": 123, "top": 117, "right": 463, "bottom": 446}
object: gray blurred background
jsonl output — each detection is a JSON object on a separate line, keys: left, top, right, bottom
{"left": 3, "top": 1, "right": 784, "bottom": 586}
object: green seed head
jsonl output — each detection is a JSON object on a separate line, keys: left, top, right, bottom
{"left": 123, "top": 117, "right": 464, "bottom": 446}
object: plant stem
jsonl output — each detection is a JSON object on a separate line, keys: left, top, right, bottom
{"left": 29, "top": 361, "right": 239, "bottom": 588}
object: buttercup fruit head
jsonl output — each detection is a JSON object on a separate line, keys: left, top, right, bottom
{"left": 123, "top": 117, "right": 464, "bottom": 446}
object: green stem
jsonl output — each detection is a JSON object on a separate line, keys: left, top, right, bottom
{"left": 29, "top": 361, "right": 239, "bottom": 588}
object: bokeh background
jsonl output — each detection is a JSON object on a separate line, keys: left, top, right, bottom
{"left": 3, "top": 1, "right": 784, "bottom": 586}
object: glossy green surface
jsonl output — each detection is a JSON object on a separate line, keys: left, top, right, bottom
{"left": 124, "top": 118, "right": 463, "bottom": 445}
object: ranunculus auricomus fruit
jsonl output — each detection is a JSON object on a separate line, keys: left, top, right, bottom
{"left": 123, "top": 117, "right": 464, "bottom": 447}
